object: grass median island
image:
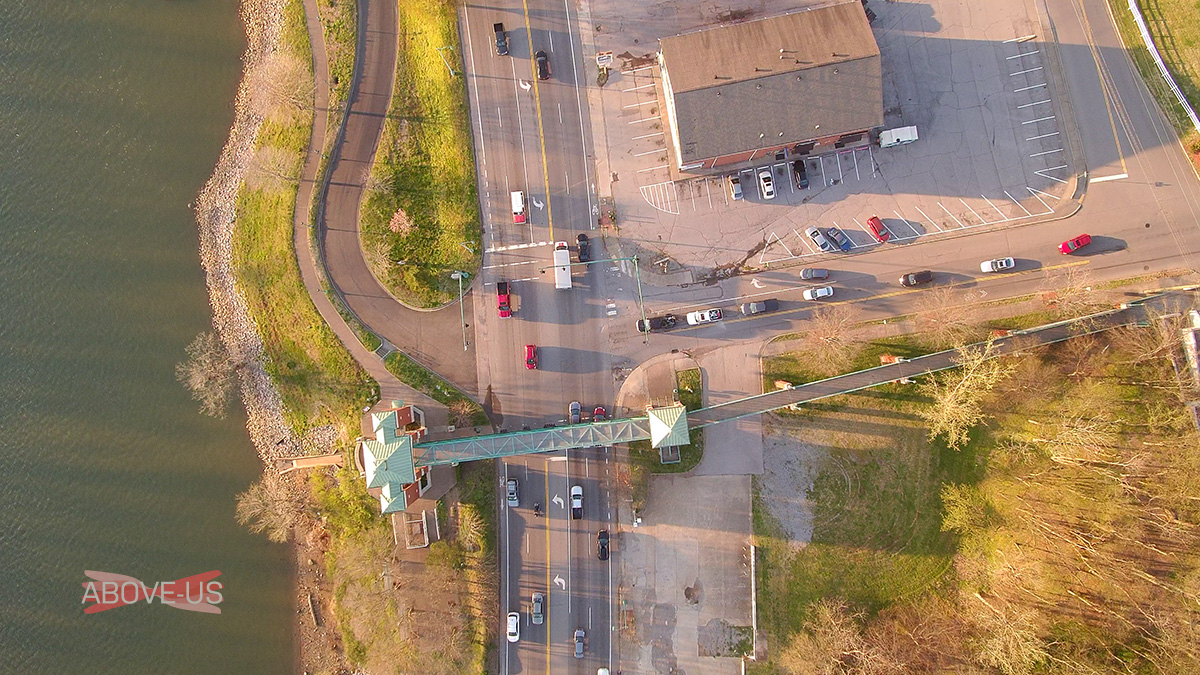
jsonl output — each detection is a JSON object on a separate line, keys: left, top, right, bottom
{"left": 1106, "top": 0, "right": 1200, "bottom": 156}
{"left": 384, "top": 351, "right": 489, "bottom": 427}
{"left": 359, "top": 0, "right": 481, "bottom": 308}
{"left": 753, "top": 317, "right": 1200, "bottom": 673}
{"left": 232, "top": 0, "right": 375, "bottom": 438}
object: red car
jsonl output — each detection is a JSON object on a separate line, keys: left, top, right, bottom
{"left": 497, "top": 281, "right": 512, "bottom": 318}
{"left": 524, "top": 344, "right": 537, "bottom": 370}
{"left": 593, "top": 406, "right": 606, "bottom": 421}
{"left": 1059, "top": 233, "right": 1091, "bottom": 254}
{"left": 866, "top": 215, "right": 889, "bottom": 243}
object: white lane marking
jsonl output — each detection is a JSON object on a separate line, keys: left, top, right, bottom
{"left": 487, "top": 241, "right": 551, "bottom": 253}
{"left": 1090, "top": 173, "right": 1128, "bottom": 183}
{"left": 482, "top": 260, "right": 539, "bottom": 270}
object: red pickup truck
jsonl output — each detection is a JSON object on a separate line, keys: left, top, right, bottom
{"left": 496, "top": 281, "right": 512, "bottom": 318}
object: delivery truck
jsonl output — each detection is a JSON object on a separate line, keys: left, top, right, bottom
{"left": 553, "top": 241, "right": 572, "bottom": 290}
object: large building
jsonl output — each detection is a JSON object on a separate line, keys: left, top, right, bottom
{"left": 658, "top": 1, "right": 883, "bottom": 171}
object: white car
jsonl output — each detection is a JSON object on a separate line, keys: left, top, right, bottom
{"left": 729, "top": 175, "right": 743, "bottom": 201}
{"left": 804, "top": 226, "right": 835, "bottom": 253}
{"left": 757, "top": 167, "right": 775, "bottom": 200}
{"left": 980, "top": 257, "right": 1015, "bottom": 273}
{"left": 686, "top": 308, "right": 723, "bottom": 325}
{"left": 803, "top": 286, "right": 834, "bottom": 301}
{"left": 571, "top": 485, "right": 583, "bottom": 519}
{"left": 506, "top": 611, "right": 520, "bottom": 642}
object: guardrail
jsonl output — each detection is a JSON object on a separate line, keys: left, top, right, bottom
{"left": 1126, "top": 0, "right": 1200, "bottom": 135}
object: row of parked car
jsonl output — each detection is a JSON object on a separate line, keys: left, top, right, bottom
{"left": 728, "top": 160, "right": 810, "bottom": 201}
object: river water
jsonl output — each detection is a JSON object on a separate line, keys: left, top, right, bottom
{"left": 0, "top": 0, "right": 292, "bottom": 672}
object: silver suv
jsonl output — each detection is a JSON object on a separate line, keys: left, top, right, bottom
{"left": 805, "top": 226, "right": 835, "bottom": 253}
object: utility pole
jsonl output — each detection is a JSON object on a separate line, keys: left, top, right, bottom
{"left": 450, "top": 271, "right": 468, "bottom": 351}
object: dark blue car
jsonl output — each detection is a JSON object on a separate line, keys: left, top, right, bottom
{"left": 826, "top": 228, "right": 852, "bottom": 252}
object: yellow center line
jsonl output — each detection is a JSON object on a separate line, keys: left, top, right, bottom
{"left": 522, "top": 0, "right": 555, "bottom": 242}
{"left": 674, "top": 259, "right": 1091, "bottom": 331}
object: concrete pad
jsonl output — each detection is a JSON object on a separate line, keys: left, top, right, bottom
{"left": 619, "top": 474, "right": 752, "bottom": 674}
{"left": 694, "top": 345, "right": 765, "bottom": 475}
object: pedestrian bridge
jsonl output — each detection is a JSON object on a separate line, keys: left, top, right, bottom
{"left": 408, "top": 296, "right": 1160, "bottom": 467}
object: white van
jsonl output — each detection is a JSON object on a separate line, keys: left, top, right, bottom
{"left": 553, "top": 242, "right": 572, "bottom": 289}
{"left": 879, "top": 126, "right": 918, "bottom": 148}
{"left": 511, "top": 191, "right": 526, "bottom": 224}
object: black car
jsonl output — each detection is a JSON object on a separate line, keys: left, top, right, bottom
{"left": 535, "top": 50, "right": 550, "bottom": 80}
{"left": 597, "top": 529, "right": 610, "bottom": 560}
{"left": 636, "top": 314, "right": 678, "bottom": 333}
{"left": 800, "top": 268, "right": 829, "bottom": 280}
{"left": 792, "top": 159, "right": 809, "bottom": 189}
{"left": 900, "top": 270, "right": 934, "bottom": 287}
{"left": 577, "top": 233, "right": 591, "bottom": 262}
{"left": 739, "top": 299, "right": 780, "bottom": 315}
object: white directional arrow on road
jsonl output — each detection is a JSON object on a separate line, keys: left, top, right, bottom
{"left": 519, "top": 80, "right": 531, "bottom": 91}
{"left": 554, "top": 575, "right": 566, "bottom": 590}
{"left": 552, "top": 494, "right": 564, "bottom": 509}
{"left": 532, "top": 197, "right": 544, "bottom": 210}
{"left": 751, "top": 278, "right": 764, "bottom": 289}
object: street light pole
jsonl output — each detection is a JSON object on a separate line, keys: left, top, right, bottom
{"left": 450, "top": 271, "right": 468, "bottom": 351}
{"left": 436, "top": 46, "right": 458, "bottom": 77}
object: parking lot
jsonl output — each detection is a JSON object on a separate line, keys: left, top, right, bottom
{"left": 592, "top": 0, "right": 1077, "bottom": 270}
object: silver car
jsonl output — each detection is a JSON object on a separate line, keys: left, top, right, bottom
{"left": 531, "top": 592, "right": 544, "bottom": 625}
{"left": 805, "top": 226, "right": 835, "bottom": 253}
{"left": 800, "top": 268, "right": 829, "bottom": 280}
{"left": 803, "top": 286, "right": 834, "bottom": 301}
{"left": 506, "top": 478, "right": 519, "bottom": 507}
{"left": 569, "top": 401, "right": 582, "bottom": 424}
{"left": 574, "top": 628, "right": 586, "bottom": 658}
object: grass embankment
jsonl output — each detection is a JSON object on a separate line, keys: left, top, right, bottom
{"left": 231, "top": 0, "right": 375, "bottom": 438}
{"left": 384, "top": 351, "right": 489, "bottom": 427}
{"left": 1106, "top": 0, "right": 1200, "bottom": 156}
{"left": 359, "top": 0, "right": 481, "bottom": 308}
{"left": 314, "top": 460, "right": 496, "bottom": 674}
{"left": 627, "top": 367, "right": 705, "bottom": 511}
{"left": 753, "top": 316, "right": 1200, "bottom": 673}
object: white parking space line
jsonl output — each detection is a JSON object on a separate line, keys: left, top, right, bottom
{"left": 632, "top": 131, "right": 662, "bottom": 140}
{"left": 1021, "top": 115, "right": 1055, "bottom": 125}
{"left": 892, "top": 210, "right": 921, "bottom": 237}
{"left": 914, "top": 205, "right": 942, "bottom": 232}
{"left": 816, "top": 156, "right": 826, "bottom": 187}
{"left": 1006, "top": 50, "right": 1040, "bottom": 60}
{"left": 791, "top": 228, "right": 819, "bottom": 255}
{"left": 622, "top": 100, "right": 657, "bottom": 109}
{"left": 621, "top": 83, "right": 655, "bottom": 92}
{"left": 632, "top": 148, "right": 662, "bottom": 157}
{"left": 868, "top": 145, "right": 878, "bottom": 178}
{"left": 636, "top": 164, "right": 668, "bottom": 173}
{"left": 1004, "top": 34, "right": 1038, "bottom": 43}
{"left": 1027, "top": 187, "right": 1055, "bottom": 211}
{"left": 627, "top": 116, "right": 657, "bottom": 124}
{"left": 705, "top": 179, "right": 712, "bottom": 209}
{"left": 1026, "top": 131, "right": 1059, "bottom": 141}
{"left": 1010, "top": 66, "right": 1043, "bottom": 76}
{"left": 1005, "top": 190, "right": 1033, "bottom": 216}
{"left": 981, "top": 196, "right": 1009, "bottom": 222}
{"left": 1034, "top": 166, "right": 1069, "bottom": 184}
{"left": 851, "top": 150, "right": 860, "bottom": 180}
{"left": 937, "top": 202, "right": 966, "bottom": 228}
{"left": 1090, "top": 173, "right": 1129, "bottom": 183}
{"left": 759, "top": 232, "right": 795, "bottom": 264}
{"left": 1014, "top": 83, "right": 1047, "bottom": 92}
{"left": 627, "top": 65, "right": 653, "bottom": 73}
{"left": 960, "top": 198, "right": 986, "bottom": 224}
{"left": 1030, "top": 148, "right": 1064, "bottom": 157}
{"left": 1017, "top": 99, "right": 1052, "bottom": 109}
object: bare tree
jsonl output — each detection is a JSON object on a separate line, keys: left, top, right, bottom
{"left": 919, "top": 339, "right": 1014, "bottom": 450}
{"left": 1040, "top": 265, "right": 1102, "bottom": 317}
{"left": 457, "top": 504, "right": 485, "bottom": 552}
{"left": 175, "top": 331, "right": 239, "bottom": 418}
{"left": 448, "top": 399, "right": 478, "bottom": 428}
{"left": 245, "top": 51, "right": 313, "bottom": 122}
{"left": 235, "top": 472, "right": 306, "bottom": 543}
{"left": 245, "top": 145, "right": 301, "bottom": 192}
{"left": 804, "top": 304, "right": 859, "bottom": 373}
{"left": 778, "top": 598, "right": 896, "bottom": 675}
{"left": 917, "top": 286, "right": 980, "bottom": 347}
{"left": 967, "top": 598, "right": 1045, "bottom": 675}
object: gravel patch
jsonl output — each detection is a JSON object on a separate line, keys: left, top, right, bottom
{"left": 759, "top": 416, "right": 828, "bottom": 547}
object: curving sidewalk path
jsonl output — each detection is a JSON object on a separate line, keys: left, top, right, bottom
{"left": 311, "top": 0, "right": 482, "bottom": 398}
{"left": 293, "top": 0, "right": 450, "bottom": 426}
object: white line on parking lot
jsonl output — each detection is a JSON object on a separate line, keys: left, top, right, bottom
{"left": 1034, "top": 167, "right": 1069, "bottom": 184}
{"left": 1005, "top": 190, "right": 1032, "bottom": 216}
{"left": 1090, "top": 173, "right": 1129, "bottom": 183}
{"left": 1021, "top": 115, "right": 1055, "bottom": 125}
{"left": 633, "top": 148, "right": 663, "bottom": 157}
{"left": 792, "top": 228, "right": 818, "bottom": 255}
{"left": 1006, "top": 50, "right": 1040, "bottom": 59}
{"left": 960, "top": 199, "right": 986, "bottom": 224}
{"left": 621, "top": 83, "right": 655, "bottom": 92}
{"left": 1027, "top": 187, "right": 1055, "bottom": 211}
{"left": 627, "top": 116, "right": 657, "bottom": 124}
{"left": 914, "top": 205, "right": 942, "bottom": 232}
{"left": 1017, "top": 99, "right": 1052, "bottom": 109}
{"left": 938, "top": 202, "right": 967, "bottom": 228}
{"left": 626, "top": 65, "right": 653, "bottom": 73}
{"left": 621, "top": 100, "right": 657, "bottom": 109}
{"left": 892, "top": 210, "right": 921, "bottom": 236}
{"left": 1030, "top": 148, "right": 1064, "bottom": 157}
{"left": 852, "top": 151, "right": 860, "bottom": 180}
{"left": 632, "top": 131, "right": 662, "bottom": 140}
{"left": 1014, "top": 83, "right": 1047, "bottom": 92}
{"left": 981, "top": 196, "right": 1009, "bottom": 222}
{"left": 1010, "top": 66, "right": 1043, "bottom": 76}
{"left": 636, "top": 164, "right": 668, "bottom": 173}
{"left": 1026, "top": 131, "right": 1059, "bottom": 141}
{"left": 1004, "top": 34, "right": 1038, "bottom": 43}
